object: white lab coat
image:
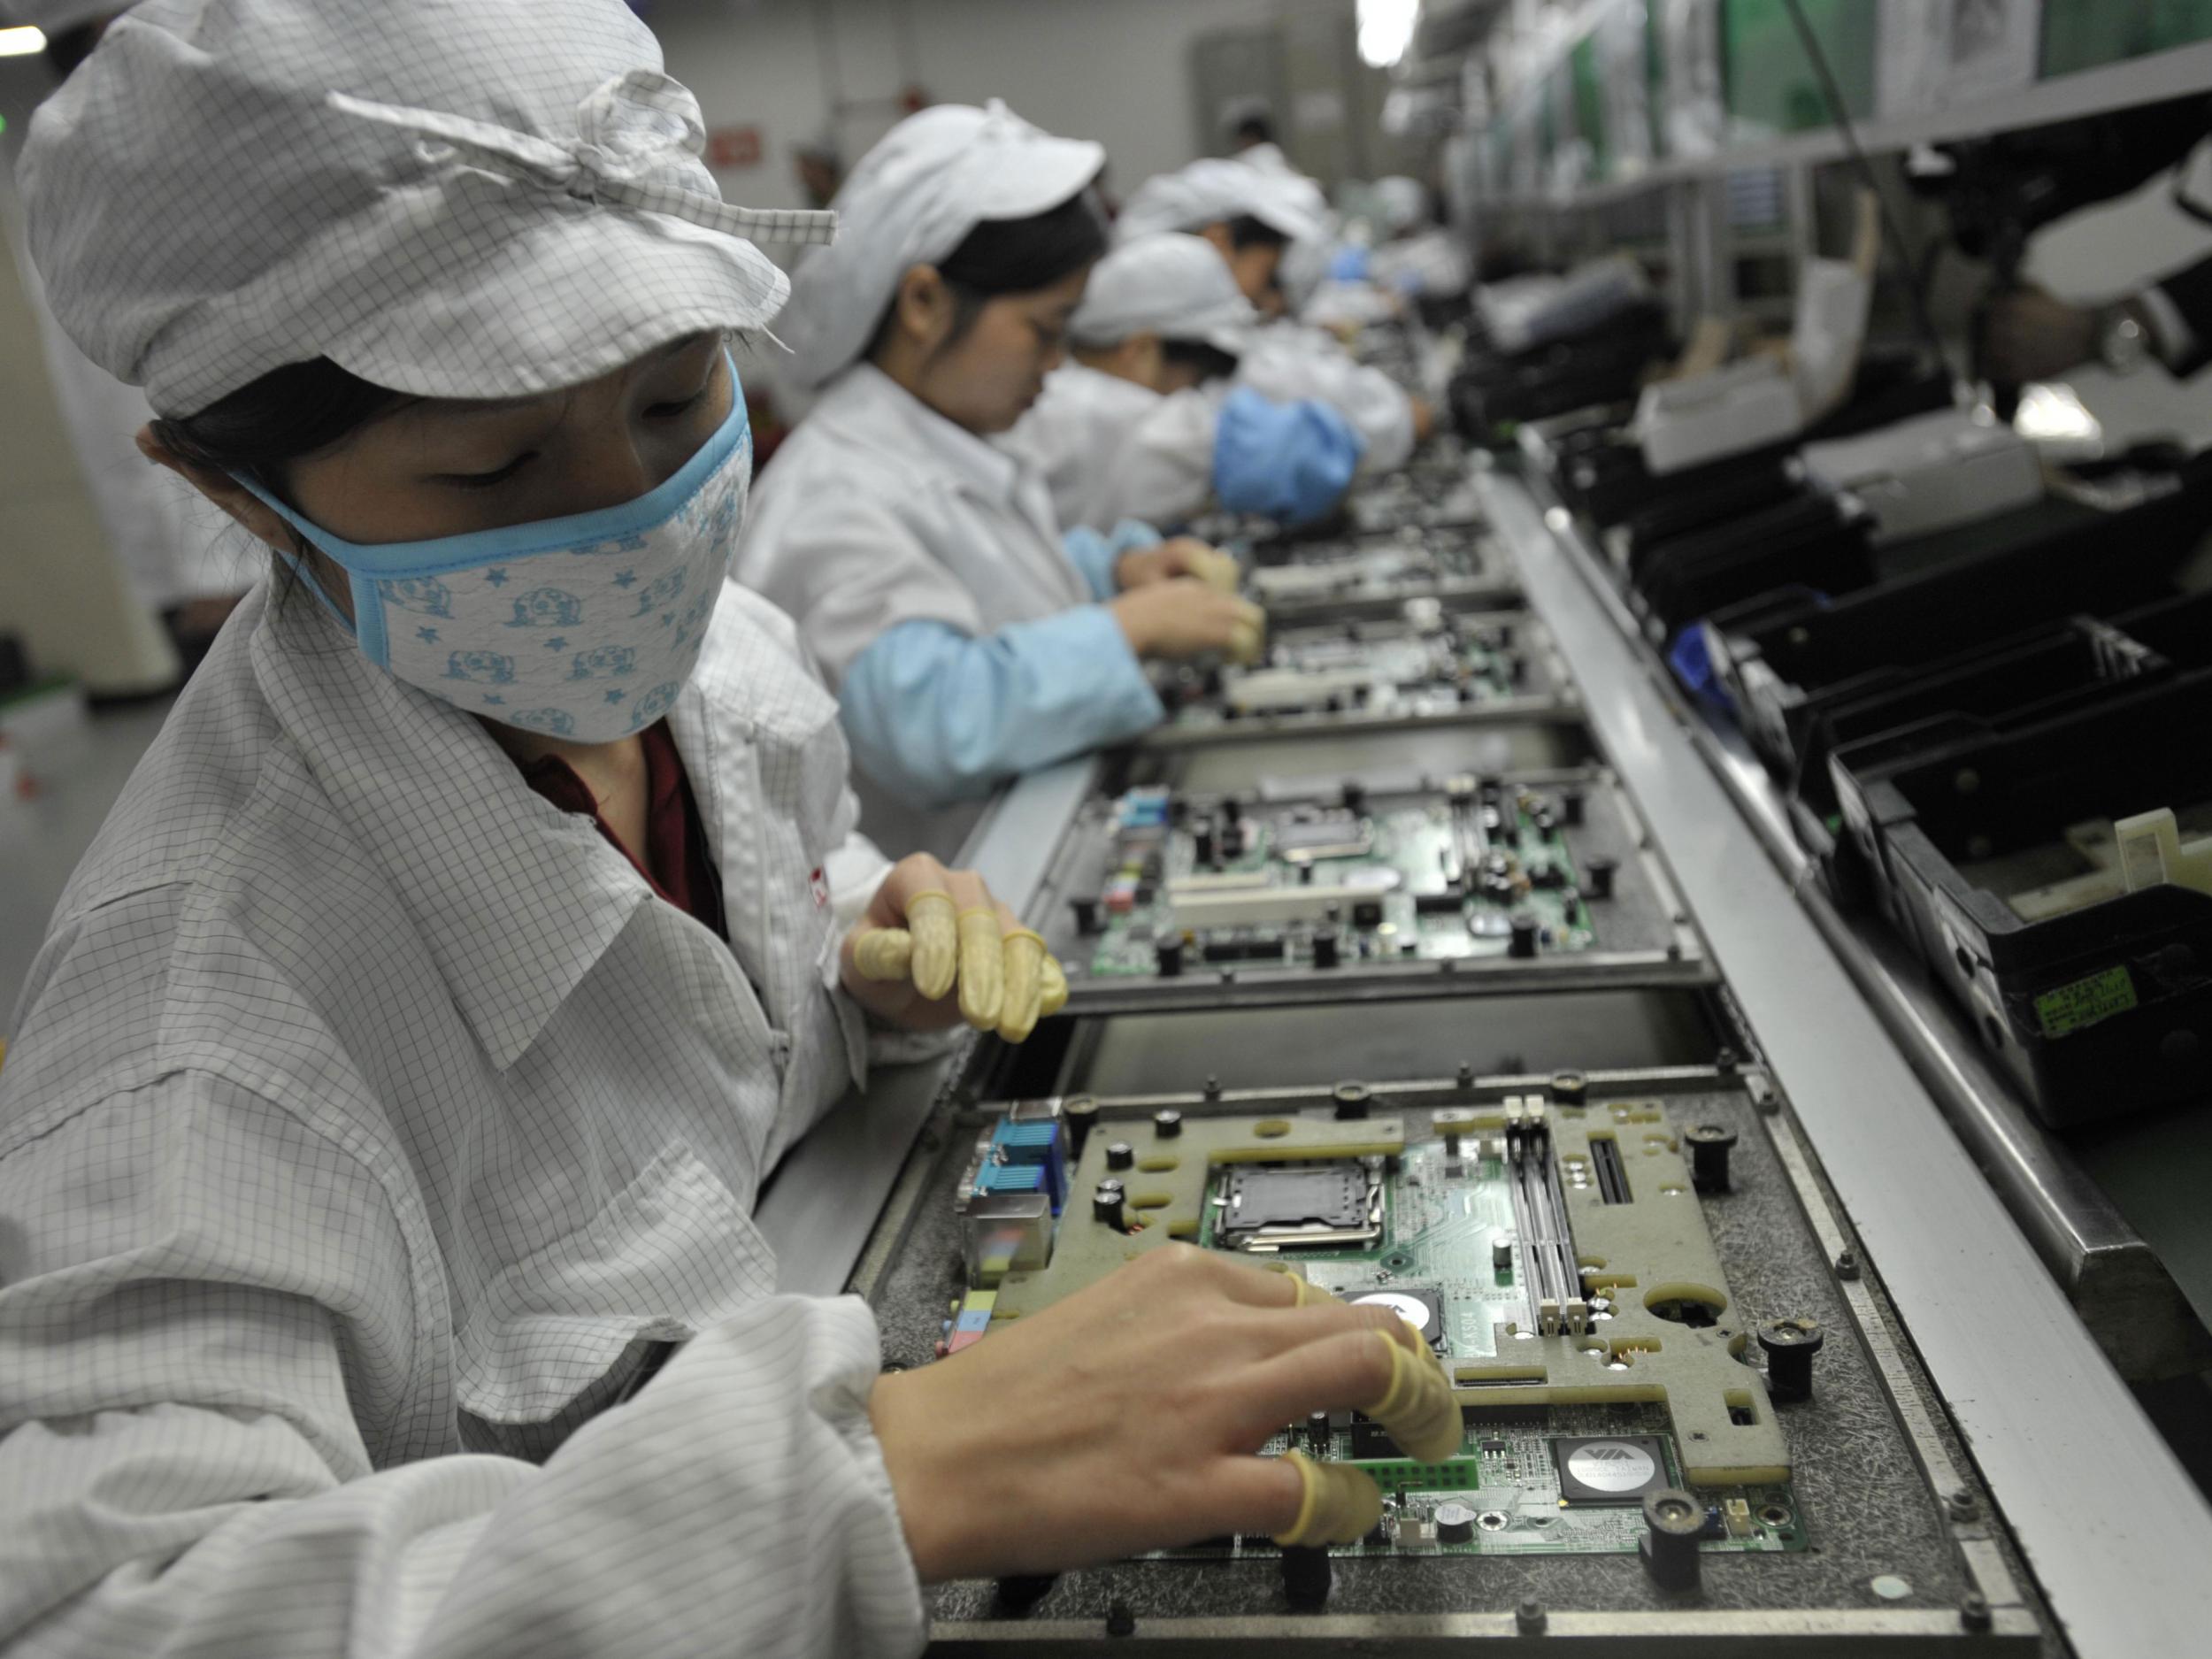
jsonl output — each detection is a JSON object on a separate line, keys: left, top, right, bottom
{"left": 1240, "top": 321, "right": 1417, "bottom": 472}
{"left": 1002, "top": 360, "right": 1218, "bottom": 532}
{"left": 735, "top": 362, "right": 1095, "bottom": 855}
{"left": 0, "top": 579, "right": 926, "bottom": 1659}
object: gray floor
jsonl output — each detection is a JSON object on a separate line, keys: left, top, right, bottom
{"left": 1, "top": 696, "right": 173, "bottom": 1025}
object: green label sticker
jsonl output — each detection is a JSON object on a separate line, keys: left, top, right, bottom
{"left": 2033, "top": 966, "right": 2139, "bottom": 1040}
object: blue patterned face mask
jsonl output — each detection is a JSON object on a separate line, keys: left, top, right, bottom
{"left": 234, "top": 360, "right": 750, "bottom": 744}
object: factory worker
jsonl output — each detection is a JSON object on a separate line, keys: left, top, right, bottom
{"left": 1118, "top": 157, "right": 1428, "bottom": 472}
{"left": 1006, "top": 231, "right": 1364, "bottom": 530}
{"left": 735, "top": 104, "right": 1263, "bottom": 861}
{"left": 0, "top": 7, "right": 1414, "bottom": 1656}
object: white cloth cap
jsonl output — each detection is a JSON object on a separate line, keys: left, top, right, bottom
{"left": 1069, "top": 232, "right": 1256, "bottom": 353}
{"left": 19, "top": 0, "right": 833, "bottom": 417}
{"left": 1115, "top": 157, "right": 1327, "bottom": 245}
{"left": 776, "top": 101, "right": 1103, "bottom": 392}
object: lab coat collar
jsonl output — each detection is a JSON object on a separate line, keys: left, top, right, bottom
{"left": 830, "top": 362, "right": 1035, "bottom": 514}
{"left": 253, "top": 585, "right": 657, "bottom": 1072}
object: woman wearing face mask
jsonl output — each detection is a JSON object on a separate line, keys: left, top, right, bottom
{"left": 0, "top": 7, "right": 1438, "bottom": 1656}
{"left": 1006, "top": 230, "right": 1365, "bottom": 533}
{"left": 733, "top": 104, "right": 1264, "bottom": 860}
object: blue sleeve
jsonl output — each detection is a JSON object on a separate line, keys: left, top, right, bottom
{"left": 839, "top": 612, "right": 1165, "bottom": 808}
{"left": 1061, "top": 520, "right": 1163, "bottom": 600}
{"left": 1210, "top": 386, "right": 1366, "bottom": 526}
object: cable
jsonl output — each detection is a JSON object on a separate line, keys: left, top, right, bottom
{"left": 1778, "top": 0, "right": 1947, "bottom": 365}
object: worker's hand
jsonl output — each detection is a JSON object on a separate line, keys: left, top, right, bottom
{"left": 1409, "top": 395, "right": 1438, "bottom": 443}
{"left": 869, "top": 1245, "right": 1445, "bottom": 1580}
{"left": 841, "top": 855, "right": 1069, "bottom": 1041}
{"left": 1110, "top": 578, "right": 1265, "bottom": 665}
{"left": 1115, "top": 536, "right": 1240, "bottom": 594}
{"left": 1981, "top": 284, "right": 2101, "bottom": 385}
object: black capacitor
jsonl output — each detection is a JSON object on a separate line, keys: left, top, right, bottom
{"left": 1312, "top": 926, "right": 1341, "bottom": 968}
{"left": 1532, "top": 808, "right": 1556, "bottom": 835}
{"left": 1194, "top": 820, "right": 1217, "bottom": 864}
{"left": 1351, "top": 900, "right": 1385, "bottom": 929}
{"left": 1092, "top": 1179, "right": 1126, "bottom": 1229}
{"left": 1758, "top": 1318, "right": 1826, "bottom": 1403}
{"left": 1064, "top": 1096, "right": 1098, "bottom": 1160}
{"left": 1505, "top": 653, "right": 1527, "bottom": 685}
{"left": 1340, "top": 780, "right": 1367, "bottom": 814}
{"left": 1156, "top": 936, "right": 1184, "bottom": 977}
{"left": 1455, "top": 681, "right": 1477, "bottom": 703}
{"left": 1494, "top": 621, "right": 1517, "bottom": 649}
{"left": 1104, "top": 1141, "right": 1135, "bottom": 1171}
{"left": 1640, "top": 1489, "right": 1704, "bottom": 1592}
{"left": 1685, "top": 1123, "right": 1739, "bottom": 1194}
{"left": 1508, "top": 914, "right": 1539, "bottom": 958}
{"left": 1478, "top": 804, "right": 1504, "bottom": 839}
{"left": 1583, "top": 856, "right": 1617, "bottom": 900}
{"left": 1069, "top": 895, "right": 1101, "bottom": 935}
{"left": 1153, "top": 1109, "right": 1184, "bottom": 1139}
{"left": 1561, "top": 787, "right": 1586, "bottom": 827}
{"left": 1478, "top": 779, "right": 1503, "bottom": 808}
{"left": 1220, "top": 824, "right": 1247, "bottom": 860}
{"left": 1280, "top": 1545, "right": 1332, "bottom": 1609}
{"left": 1433, "top": 1502, "right": 1479, "bottom": 1544}
{"left": 1298, "top": 862, "right": 1317, "bottom": 886}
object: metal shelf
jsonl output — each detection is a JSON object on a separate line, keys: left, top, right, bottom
{"left": 1486, "top": 38, "right": 2212, "bottom": 214}
{"left": 1481, "top": 468, "right": 2212, "bottom": 1659}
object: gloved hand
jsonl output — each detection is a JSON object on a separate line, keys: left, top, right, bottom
{"left": 1117, "top": 536, "right": 1242, "bottom": 595}
{"left": 842, "top": 855, "right": 1071, "bottom": 1040}
{"left": 1268, "top": 1271, "right": 1463, "bottom": 1544}
{"left": 1110, "top": 578, "right": 1266, "bottom": 666}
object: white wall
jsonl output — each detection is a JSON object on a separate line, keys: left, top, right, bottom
{"left": 647, "top": 0, "right": 1322, "bottom": 216}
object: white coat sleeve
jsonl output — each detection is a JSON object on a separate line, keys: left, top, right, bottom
{"left": 0, "top": 1075, "right": 926, "bottom": 1659}
{"left": 1236, "top": 337, "right": 1417, "bottom": 473}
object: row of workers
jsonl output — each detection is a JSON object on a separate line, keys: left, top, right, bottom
{"left": 745, "top": 104, "right": 1434, "bottom": 854}
{"left": 0, "top": 3, "right": 1449, "bottom": 1657}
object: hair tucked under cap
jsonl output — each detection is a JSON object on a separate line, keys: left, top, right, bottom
{"left": 19, "top": 0, "right": 832, "bottom": 417}
{"left": 1113, "top": 157, "right": 1327, "bottom": 247}
{"left": 1070, "top": 232, "right": 1257, "bottom": 354}
{"left": 774, "top": 100, "right": 1105, "bottom": 391}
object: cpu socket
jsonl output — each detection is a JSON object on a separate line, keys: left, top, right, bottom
{"left": 1219, "top": 1162, "right": 1383, "bottom": 1250}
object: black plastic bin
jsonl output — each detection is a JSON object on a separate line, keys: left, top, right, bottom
{"left": 1833, "top": 670, "right": 2212, "bottom": 1126}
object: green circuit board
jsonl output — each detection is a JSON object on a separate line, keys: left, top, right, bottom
{"left": 956, "top": 1100, "right": 1809, "bottom": 1563}
{"left": 1165, "top": 612, "right": 1530, "bottom": 732}
{"left": 1081, "top": 782, "right": 1595, "bottom": 980}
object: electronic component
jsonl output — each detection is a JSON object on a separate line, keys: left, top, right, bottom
{"left": 1555, "top": 1437, "right": 1671, "bottom": 1506}
{"left": 1221, "top": 1163, "right": 1382, "bottom": 1250}
{"left": 1432, "top": 1501, "right": 1479, "bottom": 1544}
{"left": 1346, "top": 1286, "right": 1448, "bottom": 1352}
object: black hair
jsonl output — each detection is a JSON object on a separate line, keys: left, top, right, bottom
{"left": 1233, "top": 113, "right": 1275, "bottom": 147}
{"left": 1224, "top": 213, "right": 1290, "bottom": 252}
{"left": 150, "top": 357, "right": 415, "bottom": 508}
{"left": 42, "top": 23, "right": 102, "bottom": 81}
{"left": 1161, "top": 338, "right": 1240, "bottom": 383}
{"left": 866, "top": 190, "right": 1110, "bottom": 362}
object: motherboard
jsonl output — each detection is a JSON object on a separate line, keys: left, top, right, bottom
{"left": 1241, "top": 523, "right": 1519, "bottom": 621}
{"left": 1149, "top": 602, "right": 1577, "bottom": 746}
{"left": 944, "top": 1090, "right": 1801, "bottom": 1563}
{"left": 1033, "top": 764, "right": 1702, "bottom": 1011}
{"left": 861, "top": 1068, "right": 2042, "bottom": 1649}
